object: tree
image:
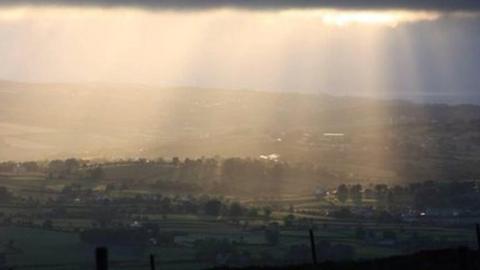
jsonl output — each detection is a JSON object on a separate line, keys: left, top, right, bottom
{"left": 22, "top": 161, "right": 39, "bottom": 172}
{"left": 375, "top": 184, "right": 389, "bottom": 207}
{"left": 171, "top": 157, "right": 180, "bottom": 167}
{"left": 265, "top": 224, "right": 280, "bottom": 245}
{"left": 283, "top": 214, "right": 295, "bottom": 227}
{"left": 0, "top": 162, "right": 16, "bottom": 173}
{"left": 0, "top": 186, "right": 11, "bottom": 203}
{"left": 204, "top": 199, "right": 222, "bottom": 216}
{"left": 65, "top": 158, "right": 80, "bottom": 174}
{"left": 221, "top": 158, "right": 241, "bottom": 182}
{"left": 48, "top": 160, "right": 66, "bottom": 179}
{"left": 350, "top": 184, "right": 363, "bottom": 206}
{"left": 386, "top": 190, "right": 395, "bottom": 210}
{"left": 161, "top": 197, "right": 172, "bottom": 212}
{"left": 336, "top": 184, "right": 349, "bottom": 203}
{"left": 263, "top": 207, "right": 272, "bottom": 220}
{"left": 229, "top": 202, "right": 244, "bottom": 218}
{"left": 88, "top": 167, "right": 104, "bottom": 180}
{"left": 247, "top": 208, "right": 259, "bottom": 217}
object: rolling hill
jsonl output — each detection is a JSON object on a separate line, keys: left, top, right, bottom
{"left": 1, "top": 81, "right": 480, "bottom": 181}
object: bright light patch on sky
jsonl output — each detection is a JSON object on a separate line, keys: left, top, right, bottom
{"left": 0, "top": 7, "right": 441, "bottom": 25}
{"left": 278, "top": 9, "right": 440, "bottom": 27}
{"left": 0, "top": 6, "right": 442, "bottom": 27}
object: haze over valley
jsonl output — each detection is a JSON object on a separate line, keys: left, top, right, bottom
{"left": 1, "top": 81, "right": 480, "bottom": 183}
{"left": 2, "top": 2, "right": 480, "bottom": 270}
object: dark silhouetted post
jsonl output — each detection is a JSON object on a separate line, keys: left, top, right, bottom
{"left": 476, "top": 224, "right": 480, "bottom": 251}
{"left": 458, "top": 247, "right": 468, "bottom": 270}
{"left": 96, "top": 247, "right": 108, "bottom": 270}
{"left": 150, "top": 254, "right": 156, "bottom": 270}
{"left": 309, "top": 229, "right": 318, "bottom": 265}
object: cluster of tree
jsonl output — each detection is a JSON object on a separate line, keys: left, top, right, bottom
{"left": 183, "top": 199, "right": 258, "bottom": 218}
{"left": 336, "top": 184, "right": 394, "bottom": 207}
{"left": 264, "top": 223, "right": 280, "bottom": 245}
{"left": 80, "top": 226, "right": 176, "bottom": 247}
{"left": 0, "top": 161, "right": 43, "bottom": 173}
{"left": 335, "top": 184, "right": 364, "bottom": 205}
{"left": 0, "top": 186, "right": 12, "bottom": 203}
{"left": 410, "top": 181, "right": 480, "bottom": 210}
{"left": 0, "top": 159, "right": 104, "bottom": 180}
{"left": 7, "top": 155, "right": 419, "bottom": 202}
{"left": 335, "top": 181, "right": 480, "bottom": 211}
{"left": 105, "top": 157, "right": 325, "bottom": 194}
{"left": 48, "top": 159, "right": 103, "bottom": 180}
{"left": 4, "top": 156, "right": 343, "bottom": 196}
{"left": 336, "top": 183, "right": 416, "bottom": 210}
{"left": 38, "top": 194, "right": 261, "bottom": 228}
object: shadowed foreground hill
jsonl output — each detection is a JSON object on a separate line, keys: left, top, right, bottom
{"left": 213, "top": 248, "right": 479, "bottom": 270}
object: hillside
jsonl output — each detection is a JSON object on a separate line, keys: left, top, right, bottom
{"left": 213, "top": 248, "right": 479, "bottom": 270}
{"left": 1, "top": 81, "right": 480, "bottom": 181}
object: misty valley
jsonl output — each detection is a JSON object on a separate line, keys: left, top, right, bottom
{"left": 1, "top": 84, "right": 480, "bottom": 269}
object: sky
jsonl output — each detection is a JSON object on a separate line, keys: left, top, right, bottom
{"left": 0, "top": 1, "right": 479, "bottom": 101}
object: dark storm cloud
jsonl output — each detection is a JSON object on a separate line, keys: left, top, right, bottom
{"left": 0, "top": 0, "right": 480, "bottom": 12}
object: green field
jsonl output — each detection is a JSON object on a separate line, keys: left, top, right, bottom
{"left": 0, "top": 175, "right": 477, "bottom": 270}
